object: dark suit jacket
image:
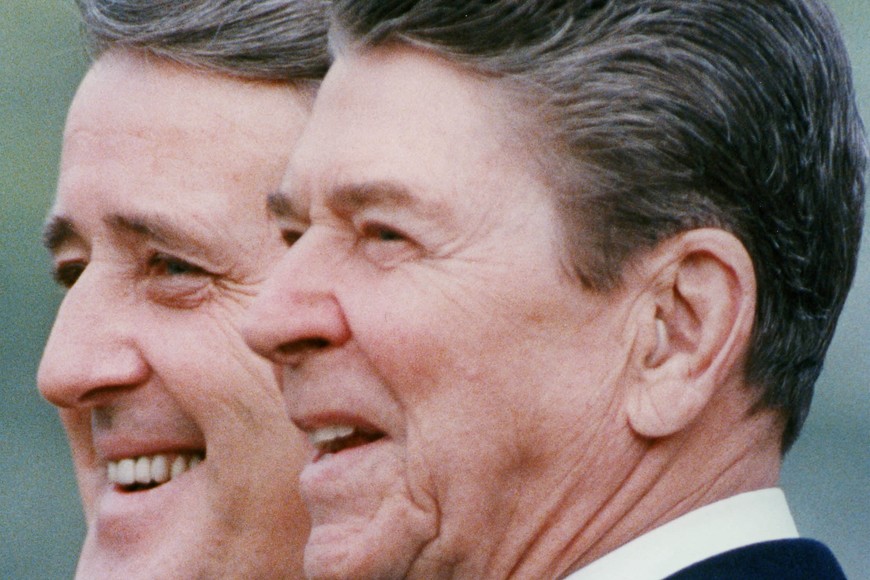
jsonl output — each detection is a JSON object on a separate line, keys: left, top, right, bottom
{"left": 666, "top": 539, "right": 846, "bottom": 579}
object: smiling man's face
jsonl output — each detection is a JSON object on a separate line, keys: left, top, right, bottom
{"left": 38, "top": 51, "right": 311, "bottom": 578}
{"left": 244, "top": 46, "right": 643, "bottom": 579}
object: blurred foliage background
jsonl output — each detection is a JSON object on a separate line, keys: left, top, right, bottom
{"left": 1, "top": 1, "right": 867, "bottom": 578}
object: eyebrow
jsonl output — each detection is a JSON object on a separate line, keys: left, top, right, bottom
{"left": 266, "top": 190, "right": 304, "bottom": 220}
{"left": 267, "top": 180, "right": 452, "bottom": 224}
{"left": 42, "top": 210, "right": 218, "bottom": 258}
{"left": 105, "top": 212, "right": 216, "bottom": 257}
{"left": 331, "top": 181, "right": 422, "bottom": 214}
{"left": 43, "top": 215, "right": 78, "bottom": 252}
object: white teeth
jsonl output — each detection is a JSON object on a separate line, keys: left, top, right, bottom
{"left": 117, "top": 458, "right": 136, "bottom": 485}
{"left": 135, "top": 456, "right": 151, "bottom": 484}
{"left": 107, "top": 452, "right": 204, "bottom": 488}
{"left": 308, "top": 425, "right": 355, "bottom": 447}
{"left": 152, "top": 454, "right": 169, "bottom": 483}
{"left": 171, "top": 455, "right": 187, "bottom": 479}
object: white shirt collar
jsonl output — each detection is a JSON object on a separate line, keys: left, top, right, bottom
{"left": 563, "top": 488, "right": 798, "bottom": 580}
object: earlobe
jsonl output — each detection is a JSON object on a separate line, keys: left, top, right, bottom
{"left": 628, "top": 305, "right": 712, "bottom": 439}
{"left": 626, "top": 229, "right": 756, "bottom": 439}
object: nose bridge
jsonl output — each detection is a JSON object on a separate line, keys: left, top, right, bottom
{"left": 245, "top": 225, "right": 351, "bottom": 360}
{"left": 38, "top": 267, "right": 149, "bottom": 408}
{"left": 286, "top": 223, "right": 348, "bottom": 289}
{"left": 267, "top": 223, "right": 349, "bottom": 301}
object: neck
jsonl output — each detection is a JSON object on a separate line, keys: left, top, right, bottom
{"left": 492, "top": 389, "right": 782, "bottom": 579}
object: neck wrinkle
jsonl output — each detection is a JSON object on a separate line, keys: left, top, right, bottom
{"left": 557, "top": 400, "right": 782, "bottom": 578}
{"left": 501, "top": 393, "right": 781, "bottom": 579}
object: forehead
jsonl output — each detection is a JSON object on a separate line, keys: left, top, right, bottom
{"left": 287, "top": 45, "right": 533, "bottom": 203}
{"left": 65, "top": 50, "right": 302, "bottom": 147}
{"left": 52, "top": 51, "right": 308, "bottom": 238}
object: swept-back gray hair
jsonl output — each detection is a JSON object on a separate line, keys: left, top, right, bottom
{"left": 331, "top": 0, "right": 867, "bottom": 451}
{"left": 76, "top": 0, "right": 329, "bottom": 85}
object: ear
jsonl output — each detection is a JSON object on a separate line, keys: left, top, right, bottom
{"left": 625, "top": 229, "right": 756, "bottom": 439}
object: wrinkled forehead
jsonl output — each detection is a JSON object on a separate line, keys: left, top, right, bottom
{"left": 65, "top": 50, "right": 308, "bottom": 156}
{"left": 284, "top": 44, "right": 544, "bottom": 207}
{"left": 67, "top": 52, "right": 206, "bottom": 138}
{"left": 51, "top": 51, "right": 312, "bottom": 250}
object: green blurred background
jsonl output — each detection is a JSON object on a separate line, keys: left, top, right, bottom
{"left": 2, "top": 1, "right": 867, "bottom": 578}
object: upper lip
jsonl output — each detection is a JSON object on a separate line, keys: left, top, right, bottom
{"left": 294, "top": 411, "right": 384, "bottom": 436}
{"left": 93, "top": 433, "right": 207, "bottom": 464}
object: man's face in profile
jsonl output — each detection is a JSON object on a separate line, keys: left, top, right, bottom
{"left": 245, "top": 45, "right": 642, "bottom": 579}
{"left": 38, "top": 52, "right": 311, "bottom": 578}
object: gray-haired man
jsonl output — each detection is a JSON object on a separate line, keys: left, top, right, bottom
{"left": 245, "top": 1, "right": 866, "bottom": 578}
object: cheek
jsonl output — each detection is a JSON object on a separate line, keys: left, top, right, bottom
{"left": 344, "top": 264, "right": 510, "bottom": 371}
{"left": 143, "top": 309, "right": 282, "bottom": 422}
{"left": 345, "top": 267, "right": 620, "bottom": 473}
{"left": 346, "top": 273, "right": 575, "bottom": 418}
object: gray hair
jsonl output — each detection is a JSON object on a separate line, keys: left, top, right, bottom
{"left": 76, "top": 0, "right": 329, "bottom": 85}
{"left": 330, "top": 0, "right": 868, "bottom": 451}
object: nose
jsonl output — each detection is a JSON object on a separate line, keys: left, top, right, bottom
{"left": 37, "top": 267, "right": 150, "bottom": 409}
{"left": 243, "top": 227, "right": 351, "bottom": 367}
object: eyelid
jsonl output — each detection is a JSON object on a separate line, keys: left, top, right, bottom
{"left": 355, "top": 217, "right": 424, "bottom": 268}
{"left": 52, "top": 259, "right": 87, "bottom": 289}
{"left": 281, "top": 228, "right": 304, "bottom": 247}
{"left": 272, "top": 212, "right": 309, "bottom": 247}
{"left": 360, "top": 220, "right": 408, "bottom": 242}
{"left": 147, "top": 252, "right": 210, "bottom": 276}
{"left": 144, "top": 252, "right": 215, "bottom": 309}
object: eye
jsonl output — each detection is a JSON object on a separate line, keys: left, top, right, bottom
{"left": 281, "top": 229, "right": 304, "bottom": 247}
{"left": 147, "top": 253, "right": 208, "bottom": 277}
{"left": 362, "top": 222, "right": 407, "bottom": 243}
{"left": 144, "top": 252, "right": 214, "bottom": 308}
{"left": 52, "top": 261, "right": 86, "bottom": 289}
{"left": 357, "top": 221, "right": 421, "bottom": 267}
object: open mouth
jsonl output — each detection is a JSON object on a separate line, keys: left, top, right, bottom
{"left": 107, "top": 452, "right": 205, "bottom": 492}
{"left": 308, "top": 425, "right": 384, "bottom": 460}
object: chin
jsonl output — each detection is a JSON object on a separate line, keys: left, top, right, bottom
{"left": 75, "top": 525, "right": 294, "bottom": 580}
{"left": 75, "top": 534, "right": 200, "bottom": 580}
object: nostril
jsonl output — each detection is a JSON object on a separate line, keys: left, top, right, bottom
{"left": 278, "top": 337, "right": 330, "bottom": 354}
{"left": 274, "top": 337, "right": 331, "bottom": 366}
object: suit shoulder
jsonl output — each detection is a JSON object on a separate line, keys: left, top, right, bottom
{"left": 666, "top": 539, "right": 846, "bottom": 579}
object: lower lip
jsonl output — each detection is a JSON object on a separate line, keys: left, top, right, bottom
{"left": 300, "top": 439, "right": 391, "bottom": 498}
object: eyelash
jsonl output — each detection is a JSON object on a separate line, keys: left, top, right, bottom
{"left": 275, "top": 219, "right": 416, "bottom": 268}
{"left": 147, "top": 252, "right": 208, "bottom": 277}
{"left": 279, "top": 225, "right": 406, "bottom": 246}
{"left": 360, "top": 222, "right": 407, "bottom": 243}
{"left": 281, "top": 229, "right": 303, "bottom": 247}
{"left": 53, "top": 261, "right": 86, "bottom": 289}
{"left": 51, "top": 253, "right": 207, "bottom": 291}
